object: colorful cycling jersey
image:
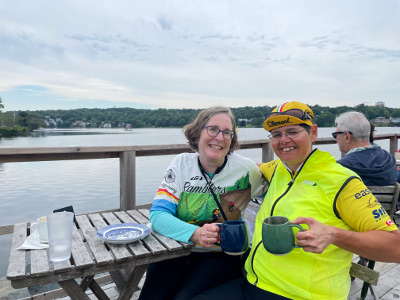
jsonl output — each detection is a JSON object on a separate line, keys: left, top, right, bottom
{"left": 150, "top": 152, "right": 266, "bottom": 250}
{"left": 152, "top": 152, "right": 266, "bottom": 224}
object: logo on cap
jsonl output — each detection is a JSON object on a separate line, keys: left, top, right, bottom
{"left": 267, "top": 117, "right": 292, "bottom": 128}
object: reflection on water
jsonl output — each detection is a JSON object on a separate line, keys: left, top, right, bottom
{"left": 0, "top": 127, "right": 398, "bottom": 278}
{"left": 31, "top": 128, "right": 137, "bottom": 137}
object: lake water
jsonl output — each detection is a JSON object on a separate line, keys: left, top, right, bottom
{"left": 0, "top": 127, "right": 399, "bottom": 277}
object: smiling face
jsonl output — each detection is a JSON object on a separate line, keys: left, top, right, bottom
{"left": 197, "top": 113, "right": 233, "bottom": 173}
{"left": 270, "top": 124, "right": 318, "bottom": 172}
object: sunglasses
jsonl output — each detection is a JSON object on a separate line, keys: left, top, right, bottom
{"left": 265, "top": 109, "right": 314, "bottom": 122}
{"left": 332, "top": 131, "right": 352, "bottom": 139}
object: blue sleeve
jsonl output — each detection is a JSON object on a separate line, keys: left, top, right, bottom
{"left": 150, "top": 210, "right": 198, "bottom": 243}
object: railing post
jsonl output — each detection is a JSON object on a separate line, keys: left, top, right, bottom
{"left": 389, "top": 135, "right": 399, "bottom": 155}
{"left": 120, "top": 150, "right": 136, "bottom": 210}
{"left": 261, "top": 142, "right": 274, "bottom": 163}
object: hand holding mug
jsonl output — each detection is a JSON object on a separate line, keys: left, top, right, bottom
{"left": 292, "top": 216, "right": 333, "bottom": 254}
{"left": 192, "top": 223, "right": 220, "bottom": 248}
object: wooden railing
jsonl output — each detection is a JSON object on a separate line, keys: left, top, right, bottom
{"left": 0, "top": 133, "right": 399, "bottom": 236}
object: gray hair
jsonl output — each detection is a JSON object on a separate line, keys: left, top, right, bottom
{"left": 334, "top": 111, "right": 370, "bottom": 142}
{"left": 183, "top": 106, "right": 239, "bottom": 153}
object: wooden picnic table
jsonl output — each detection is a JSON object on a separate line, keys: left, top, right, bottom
{"left": 6, "top": 209, "right": 194, "bottom": 300}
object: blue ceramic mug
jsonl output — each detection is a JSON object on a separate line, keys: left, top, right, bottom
{"left": 217, "top": 220, "right": 249, "bottom": 255}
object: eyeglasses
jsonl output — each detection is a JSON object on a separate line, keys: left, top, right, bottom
{"left": 332, "top": 131, "right": 352, "bottom": 139}
{"left": 204, "top": 126, "right": 234, "bottom": 140}
{"left": 268, "top": 128, "right": 305, "bottom": 141}
{"left": 265, "top": 109, "right": 314, "bottom": 122}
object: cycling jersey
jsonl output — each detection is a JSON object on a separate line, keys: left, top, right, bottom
{"left": 150, "top": 152, "right": 266, "bottom": 249}
{"left": 245, "top": 149, "right": 397, "bottom": 300}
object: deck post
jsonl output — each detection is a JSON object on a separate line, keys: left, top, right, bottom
{"left": 120, "top": 151, "right": 136, "bottom": 210}
{"left": 389, "top": 135, "right": 399, "bottom": 155}
{"left": 261, "top": 142, "right": 274, "bottom": 163}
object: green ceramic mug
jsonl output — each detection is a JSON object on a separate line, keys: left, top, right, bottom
{"left": 262, "top": 216, "right": 304, "bottom": 255}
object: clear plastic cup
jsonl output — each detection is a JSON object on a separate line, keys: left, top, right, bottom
{"left": 47, "top": 211, "right": 74, "bottom": 262}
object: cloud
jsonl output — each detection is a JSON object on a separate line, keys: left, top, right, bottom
{"left": 157, "top": 14, "right": 173, "bottom": 31}
{"left": 0, "top": 0, "right": 399, "bottom": 111}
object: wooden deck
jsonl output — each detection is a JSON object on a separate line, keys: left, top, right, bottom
{"left": 55, "top": 259, "right": 400, "bottom": 300}
{"left": 70, "top": 261, "right": 400, "bottom": 300}
{"left": 1, "top": 256, "right": 400, "bottom": 299}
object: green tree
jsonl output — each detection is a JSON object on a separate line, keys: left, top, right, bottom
{"left": 1, "top": 111, "right": 15, "bottom": 127}
{"left": 17, "top": 111, "right": 47, "bottom": 131}
{"left": 315, "top": 111, "right": 336, "bottom": 127}
{"left": 0, "top": 96, "right": 4, "bottom": 112}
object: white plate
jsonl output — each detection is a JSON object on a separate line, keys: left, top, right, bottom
{"left": 96, "top": 223, "right": 151, "bottom": 245}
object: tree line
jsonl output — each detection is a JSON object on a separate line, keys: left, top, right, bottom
{"left": 1, "top": 98, "right": 400, "bottom": 135}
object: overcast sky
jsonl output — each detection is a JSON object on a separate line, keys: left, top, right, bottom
{"left": 1, "top": 0, "right": 399, "bottom": 112}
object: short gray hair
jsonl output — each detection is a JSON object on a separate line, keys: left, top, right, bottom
{"left": 334, "top": 111, "right": 370, "bottom": 142}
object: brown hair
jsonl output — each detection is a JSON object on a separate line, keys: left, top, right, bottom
{"left": 183, "top": 106, "right": 239, "bottom": 153}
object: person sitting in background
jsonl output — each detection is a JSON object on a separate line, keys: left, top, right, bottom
{"left": 398, "top": 148, "right": 400, "bottom": 183}
{"left": 333, "top": 111, "right": 397, "bottom": 186}
{"left": 191, "top": 101, "right": 400, "bottom": 300}
{"left": 397, "top": 148, "right": 400, "bottom": 214}
{"left": 369, "top": 121, "right": 376, "bottom": 145}
{"left": 138, "top": 106, "right": 266, "bottom": 300}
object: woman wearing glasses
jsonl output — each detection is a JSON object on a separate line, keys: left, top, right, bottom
{"left": 193, "top": 101, "right": 400, "bottom": 300}
{"left": 139, "top": 106, "right": 266, "bottom": 300}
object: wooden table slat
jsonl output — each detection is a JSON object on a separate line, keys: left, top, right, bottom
{"left": 30, "top": 249, "right": 50, "bottom": 276}
{"left": 138, "top": 209, "right": 150, "bottom": 219}
{"left": 53, "top": 258, "right": 73, "bottom": 272}
{"left": 100, "top": 212, "right": 122, "bottom": 225}
{"left": 6, "top": 223, "right": 28, "bottom": 279}
{"left": 126, "top": 240, "right": 152, "bottom": 257}
{"left": 76, "top": 215, "right": 114, "bottom": 264}
{"left": 130, "top": 209, "right": 192, "bottom": 250}
{"left": 126, "top": 209, "right": 150, "bottom": 224}
{"left": 71, "top": 225, "right": 95, "bottom": 268}
{"left": 88, "top": 213, "right": 109, "bottom": 229}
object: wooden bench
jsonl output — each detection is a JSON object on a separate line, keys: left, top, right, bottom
{"left": 243, "top": 182, "right": 400, "bottom": 300}
{"left": 368, "top": 183, "right": 400, "bottom": 220}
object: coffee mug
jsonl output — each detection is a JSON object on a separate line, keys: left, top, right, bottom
{"left": 217, "top": 220, "right": 249, "bottom": 255}
{"left": 31, "top": 216, "right": 48, "bottom": 243}
{"left": 262, "top": 216, "right": 304, "bottom": 255}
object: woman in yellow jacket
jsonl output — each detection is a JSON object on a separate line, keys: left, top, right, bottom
{"left": 192, "top": 101, "right": 400, "bottom": 300}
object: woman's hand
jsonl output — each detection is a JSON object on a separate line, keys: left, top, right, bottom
{"left": 292, "top": 217, "right": 335, "bottom": 254}
{"left": 190, "top": 223, "right": 221, "bottom": 248}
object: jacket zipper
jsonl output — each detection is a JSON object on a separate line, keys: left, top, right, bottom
{"left": 251, "top": 176, "right": 295, "bottom": 285}
{"left": 270, "top": 178, "right": 294, "bottom": 215}
{"left": 250, "top": 241, "right": 263, "bottom": 285}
